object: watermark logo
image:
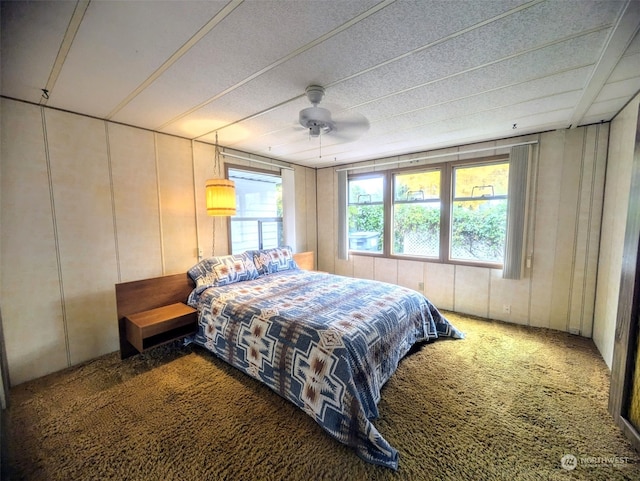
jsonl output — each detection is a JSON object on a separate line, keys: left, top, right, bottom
{"left": 560, "top": 454, "right": 577, "bottom": 471}
{"left": 561, "top": 453, "right": 631, "bottom": 470}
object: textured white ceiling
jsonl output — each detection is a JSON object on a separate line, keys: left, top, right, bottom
{"left": 2, "top": 0, "right": 639, "bottom": 168}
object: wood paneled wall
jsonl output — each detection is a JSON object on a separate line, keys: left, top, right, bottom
{"left": 595, "top": 94, "right": 640, "bottom": 369}
{"left": 607, "top": 95, "right": 640, "bottom": 451}
{"left": 0, "top": 99, "right": 316, "bottom": 384}
{"left": 0, "top": 95, "right": 629, "bottom": 383}
{"left": 317, "top": 126, "right": 609, "bottom": 346}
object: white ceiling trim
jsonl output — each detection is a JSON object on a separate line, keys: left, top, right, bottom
{"left": 40, "top": 0, "right": 89, "bottom": 106}
{"left": 160, "top": 0, "right": 396, "bottom": 133}
{"left": 3, "top": 0, "right": 637, "bottom": 169}
{"left": 347, "top": 25, "right": 611, "bottom": 113}
{"left": 232, "top": 33, "right": 602, "bottom": 149}
{"left": 221, "top": 150, "right": 295, "bottom": 170}
{"left": 195, "top": 0, "right": 549, "bottom": 139}
{"left": 367, "top": 90, "right": 581, "bottom": 135}
{"left": 335, "top": 140, "right": 539, "bottom": 172}
{"left": 568, "top": 0, "right": 640, "bottom": 128}
{"left": 203, "top": 1, "right": 608, "bottom": 143}
{"left": 374, "top": 65, "right": 592, "bottom": 123}
{"left": 105, "top": 0, "right": 244, "bottom": 120}
{"left": 324, "top": 0, "right": 547, "bottom": 90}
{"left": 227, "top": 67, "right": 579, "bottom": 152}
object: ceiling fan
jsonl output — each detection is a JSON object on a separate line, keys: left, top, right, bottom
{"left": 298, "top": 85, "right": 369, "bottom": 142}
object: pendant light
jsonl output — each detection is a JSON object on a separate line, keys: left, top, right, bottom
{"left": 205, "top": 132, "right": 236, "bottom": 217}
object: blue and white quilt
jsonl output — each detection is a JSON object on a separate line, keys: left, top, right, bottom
{"left": 187, "top": 268, "right": 463, "bottom": 470}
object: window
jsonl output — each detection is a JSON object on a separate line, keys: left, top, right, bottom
{"left": 348, "top": 175, "right": 384, "bottom": 253}
{"left": 392, "top": 169, "right": 441, "bottom": 257}
{"left": 346, "top": 157, "right": 510, "bottom": 266}
{"left": 228, "top": 167, "right": 282, "bottom": 254}
{"left": 450, "top": 162, "right": 509, "bottom": 263}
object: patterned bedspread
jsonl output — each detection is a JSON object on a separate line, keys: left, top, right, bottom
{"left": 187, "top": 269, "right": 463, "bottom": 470}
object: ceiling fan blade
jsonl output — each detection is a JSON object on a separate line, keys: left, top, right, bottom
{"left": 329, "top": 111, "right": 370, "bottom": 142}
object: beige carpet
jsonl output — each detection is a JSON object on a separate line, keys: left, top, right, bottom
{"left": 4, "top": 312, "right": 639, "bottom": 480}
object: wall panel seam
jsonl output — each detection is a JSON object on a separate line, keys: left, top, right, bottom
{"left": 581, "top": 125, "right": 600, "bottom": 335}
{"left": 154, "top": 133, "right": 166, "bottom": 274}
{"left": 526, "top": 137, "right": 542, "bottom": 326}
{"left": 41, "top": 107, "right": 71, "bottom": 367}
{"left": 105, "top": 122, "right": 121, "bottom": 283}
{"left": 566, "top": 130, "right": 586, "bottom": 332}
{"left": 591, "top": 124, "right": 612, "bottom": 339}
{"left": 452, "top": 265, "right": 457, "bottom": 311}
{"left": 190, "top": 140, "right": 200, "bottom": 260}
{"left": 487, "top": 268, "right": 491, "bottom": 319}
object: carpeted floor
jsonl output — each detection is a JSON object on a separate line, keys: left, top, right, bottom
{"left": 3, "top": 312, "right": 639, "bottom": 480}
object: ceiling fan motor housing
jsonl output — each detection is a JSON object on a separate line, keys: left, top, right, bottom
{"left": 299, "top": 106, "right": 334, "bottom": 137}
{"left": 298, "top": 84, "right": 368, "bottom": 140}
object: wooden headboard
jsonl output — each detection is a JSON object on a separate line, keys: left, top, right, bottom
{"left": 116, "top": 273, "right": 195, "bottom": 359}
{"left": 115, "top": 251, "right": 314, "bottom": 358}
{"left": 293, "top": 251, "right": 314, "bottom": 270}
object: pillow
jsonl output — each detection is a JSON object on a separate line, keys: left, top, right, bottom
{"left": 188, "top": 252, "right": 260, "bottom": 289}
{"left": 253, "top": 246, "right": 298, "bottom": 275}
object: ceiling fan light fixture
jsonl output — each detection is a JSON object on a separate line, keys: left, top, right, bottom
{"left": 309, "top": 124, "right": 321, "bottom": 137}
{"left": 299, "top": 106, "right": 334, "bottom": 136}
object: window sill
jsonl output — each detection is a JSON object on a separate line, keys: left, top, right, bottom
{"left": 348, "top": 251, "right": 504, "bottom": 269}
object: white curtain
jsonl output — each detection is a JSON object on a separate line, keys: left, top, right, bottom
{"left": 337, "top": 170, "right": 349, "bottom": 260}
{"left": 282, "top": 168, "right": 296, "bottom": 250}
{"left": 503, "top": 144, "right": 530, "bottom": 279}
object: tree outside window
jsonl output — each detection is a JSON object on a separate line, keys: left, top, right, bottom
{"left": 392, "top": 170, "right": 441, "bottom": 257}
{"left": 450, "top": 162, "right": 509, "bottom": 263}
{"left": 346, "top": 158, "right": 510, "bottom": 266}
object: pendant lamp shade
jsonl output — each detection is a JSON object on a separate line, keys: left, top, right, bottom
{"left": 206, "top": 178, "right": 236, "bottom": 216}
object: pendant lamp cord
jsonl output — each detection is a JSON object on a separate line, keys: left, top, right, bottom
{"left": 211, "top": 132, "right": 220, "bottom": 257}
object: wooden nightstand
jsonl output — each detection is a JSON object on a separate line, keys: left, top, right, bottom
{"left": 293, "top": 251, "right": 314, "bottom": 270}
{"left": 125, "top": 302, "right": 197, "bottom": 353}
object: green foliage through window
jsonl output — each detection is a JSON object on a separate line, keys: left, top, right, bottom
{"left": 347, "top": 159, "right": 510, "bottom": 265}
{"left": 451, "top": 201, "right": 507, "bottom": 262}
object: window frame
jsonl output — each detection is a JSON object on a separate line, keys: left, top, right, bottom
{"left": 346, "top": 154, "right": 509, "bottom": 268}
{"left": 448, "top": 158, "right": 510, "bottom": 265}
{"left": 346, "top": 172, "right": 387, "bottom": 254}
{"left": 391, "top": 166, "right": 443, "bottom": 259}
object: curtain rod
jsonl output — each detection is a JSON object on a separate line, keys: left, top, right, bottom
{"left": 335, "top": 140, "right": 538, "bottom": 172}
{"left": 221, "top": 150, "right": 295, "bottom": 171}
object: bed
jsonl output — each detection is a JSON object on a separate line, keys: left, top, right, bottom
{"left": 185, "top": 247, "right": 463, "bottom": 470}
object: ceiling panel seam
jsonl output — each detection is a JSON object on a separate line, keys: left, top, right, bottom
{"left": 300, "top": 90, "right": 581, "bottom": 147}
{"left": 41, "top": 0, "right": 90, "bottom": 106}
{"left": 105, "top": 0, "right": 244, "bottom": 120}
{"left": 191, "top": 0, "right": 549, "bottom": 138}
{"left": 287, "top": 102, "right": 571, "bottom": 161}
{"left": 225, "top": 61, "right": 594, "bottom": 146}
{"left": 369, "top": 69, "right": 593, "bottom": 123}
{"left": 324, "top": 0, "right": 546, "bottom": 90}
{"left": 157, "top": 0, "right": 396, "bottom": 133}
{"left": 272, "top": 96, "right": 574, "bottom": 156}
{"left": 345, "top": 25, "right": 612, "bottom": 112}
{"left": 568, "top": 0, "right": 640, "bottom": 128}
{"left": 196, "top": 0, "right": 591, "bottom": 138}
{"left": 225, "top": 26, "right": 606, "bottom": 145}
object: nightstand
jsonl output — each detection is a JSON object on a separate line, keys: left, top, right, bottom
{"left": 125, "top": 302, "right": 197, "bottom": 353}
